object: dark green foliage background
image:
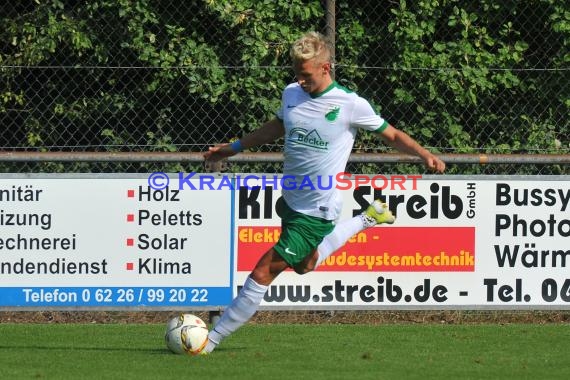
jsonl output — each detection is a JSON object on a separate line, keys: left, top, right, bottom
{"left": 1, "top": 1, "right": 568, "bottom": 174}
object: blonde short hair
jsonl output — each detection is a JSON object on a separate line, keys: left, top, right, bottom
{"left": 290, "top": 31, "right": 332, "bottom": 64}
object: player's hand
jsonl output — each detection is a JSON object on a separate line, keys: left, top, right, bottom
{"left": 203, "top": 143, "right": 237, "bottom": 163}
{"left": 424, "top": 154, "right": 446, "bottom": 173}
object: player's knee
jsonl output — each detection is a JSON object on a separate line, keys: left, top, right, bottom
{"left": 250, "top": 269, "right": 270, "bottom": 285}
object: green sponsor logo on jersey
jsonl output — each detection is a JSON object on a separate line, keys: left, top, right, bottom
{"left": 289, "top": 128, "right": 329, "bottom": 150}
{"left": 325, "top": 106, "right": 340, "bottom": 122}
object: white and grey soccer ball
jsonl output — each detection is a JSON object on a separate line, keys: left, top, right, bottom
{"left": 164, "top": 314, "right": 209, "bottom": 355}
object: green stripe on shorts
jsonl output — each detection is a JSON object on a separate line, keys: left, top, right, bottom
{"left": 273, "top": 197, "right": 335, "bottom": 266}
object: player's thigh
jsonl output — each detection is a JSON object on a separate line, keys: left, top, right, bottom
{"left": 292, "top": 249, "right": 319, "bottom": 274}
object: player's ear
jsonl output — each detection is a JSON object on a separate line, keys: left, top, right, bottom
{"left": 322, "top": 62, "right": 331, "bottom": 75}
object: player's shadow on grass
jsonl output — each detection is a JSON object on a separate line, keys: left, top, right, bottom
{"left": 0, "top": 344, "right": 246, "bottom": 355}
{"left": 0, "top": 344, "right": 167, "bottom": 354}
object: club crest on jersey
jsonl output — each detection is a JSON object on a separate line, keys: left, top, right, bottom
{"left": 325, "top": 106, "right": 340, "bottom": 122}
{"left": 289, "top": 127, "right": 329, "bottom": 150}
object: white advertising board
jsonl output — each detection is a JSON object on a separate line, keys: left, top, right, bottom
{"left": 0, "top": 174, "right": 233, "bottom": 309}
{"left": 2, "top": 173, "right": 568, "bottom": 310}
{"left": 234, "top": 175, "right": 570, "bottom": 309}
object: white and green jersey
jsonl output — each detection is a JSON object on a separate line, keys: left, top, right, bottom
{"left": 276, "top": 81, "right": 388, "bottom": 220}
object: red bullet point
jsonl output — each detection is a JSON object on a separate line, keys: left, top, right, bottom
{"left": 126, "top": 214, "right": 134, "bottom": 222}
{"left": 126, "top": 238, "right": 134, "bottom": 246}
{"left": 126, "top": 263, "right": 134, "bottom": 270}
{"left": 127, "top": 190, "right": 135, "bottom": 198}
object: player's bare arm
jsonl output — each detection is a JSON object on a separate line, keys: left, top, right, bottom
{"left": 204, "top": 118, "right": 285, "bottom": 163}
{"left": 379, "top": 124, "right": 446, "bottom": 173}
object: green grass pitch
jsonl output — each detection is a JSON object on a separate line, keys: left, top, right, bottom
{"left": 0, "top": 323, "right": 569, "bottom": 379}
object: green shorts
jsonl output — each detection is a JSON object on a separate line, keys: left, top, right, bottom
{"left": 274, "top": 197, "right": 335, "bottom": 266}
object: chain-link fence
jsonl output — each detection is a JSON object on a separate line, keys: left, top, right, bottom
{"left": 1, "top": 1, "right": 568, "bottom": 174}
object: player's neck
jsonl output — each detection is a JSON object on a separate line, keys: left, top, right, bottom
{"left": 311, "top": 78, "right": 334, "bottom": 95}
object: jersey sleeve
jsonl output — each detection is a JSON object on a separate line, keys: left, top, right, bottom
{"left": 276, "top": 97, "right": 285, "bottom": 121}
{"left": 351, "top": 96, "right": 388, "bottom": 133}
{"left": 276, "top": 83, "right": 295, "bottom": 121}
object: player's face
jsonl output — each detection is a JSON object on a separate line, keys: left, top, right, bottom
{"left": 293, "top": 58, "right": 331, "bottom": 94}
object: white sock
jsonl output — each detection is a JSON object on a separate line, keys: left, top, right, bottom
{"left": 315, "top": 215, "right": 366, "bottom": 268}
{"left": 204, "top": 275, "right": 267, "bottom": 353}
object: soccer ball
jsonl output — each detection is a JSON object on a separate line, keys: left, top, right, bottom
{"left": 164, "top": 314, "right": 209, "bottom": 355}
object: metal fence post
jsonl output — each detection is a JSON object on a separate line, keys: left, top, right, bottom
{"left": 325, "top": 0, "right": 336, "bottom": 80}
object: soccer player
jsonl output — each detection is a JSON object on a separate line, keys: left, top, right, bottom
{"left": 202, "top": 31, "right": 445, "bottom": 353}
